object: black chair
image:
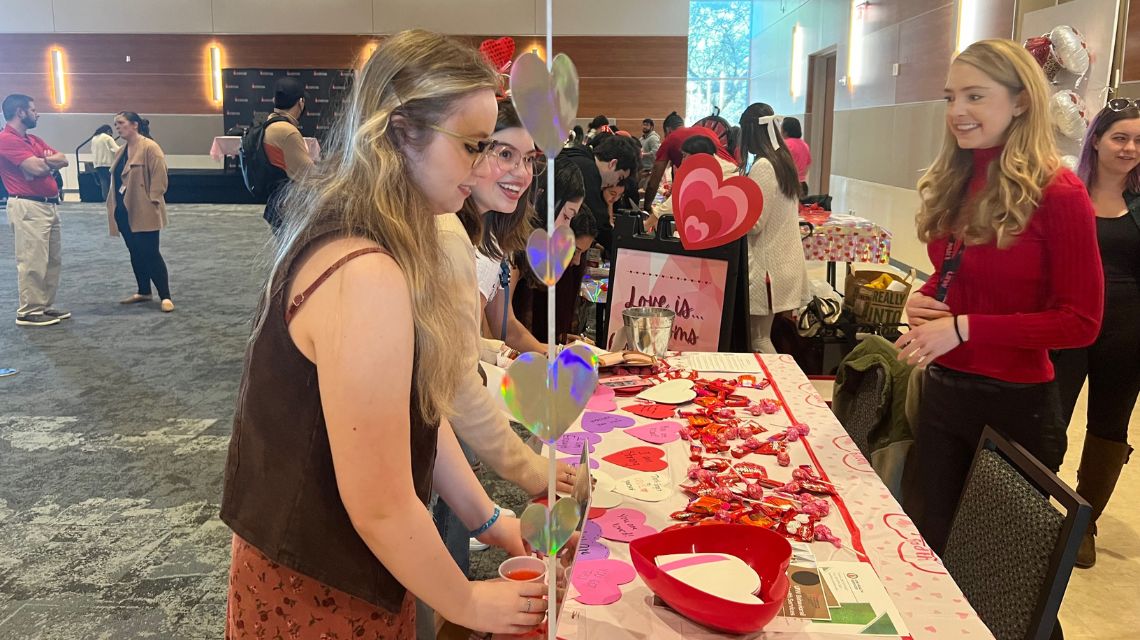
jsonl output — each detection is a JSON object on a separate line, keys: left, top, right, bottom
{"left": 831, "top": 361, "right": 887, "bottom": 460}
{"left": 942, "top": 427, "right": 1090, "bottom": 640}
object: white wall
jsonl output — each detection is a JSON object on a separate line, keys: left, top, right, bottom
{"left": 0, "top": 0, "right": 689, "bottom": 35}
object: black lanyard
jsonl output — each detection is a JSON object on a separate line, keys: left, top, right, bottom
{"left": 498, "top": 260, "right": 511, "bottom": 342}
{"left": 934, "top": 237, "right": 965, "bottom": 303}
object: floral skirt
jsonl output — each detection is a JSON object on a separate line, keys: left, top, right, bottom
{"left": 225, "top": 534, "right": 415, "bottom": 640}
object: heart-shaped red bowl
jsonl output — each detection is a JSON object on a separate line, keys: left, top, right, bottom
{"left": 629, "top": 523, "right": 792, "bottom": 634}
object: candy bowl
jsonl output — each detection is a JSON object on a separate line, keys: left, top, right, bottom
{"left": 629, "top": 523, "right": 791, "bottom": 634}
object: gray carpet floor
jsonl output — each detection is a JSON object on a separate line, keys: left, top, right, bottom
{"left": 0, "top": 203, "right": 526, "bottom": 639}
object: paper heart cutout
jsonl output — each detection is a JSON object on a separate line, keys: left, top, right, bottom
{"left": 572, "top": 559, "right": 637, "bottom": 606}
{"left": 656, "top": 553, "right": 764, "bottom": 604}
{"left": 624, "top": 403, "right": 676, "bottom": 420}
{"left": 520, "top": 496, "right": 582, "bottom": 556}
{"left": 578, "top": 520, "right": 610, "bottom": 561}
{"left": 594, "top": 507, "right": 657, "bottom": 542}
{"left": 559, "top": 455, "right": 600, "bottom": 469}
{"left": 591, "top": 468, "right": 617, "bottom": 492}
{"left": 603, "top": 446, "right": 668, "bottom": 472}
{"left": 509, "top": 52, "right": 579, "bottom": 156}
{"left": 526, "top": 226, "right": 575, "bottom": 287}
{"left": 612, "top": 472, "right": 672, "bottom": 502}
{"left": 624, "top": 420, "right": 684, "bottom": 445}
{"left": 554, "top": 431, "right": 602, "bottom": 455}
{"left": 590, "top": 487, "right": 622, "bottom": 509}
{"left": 586, "top": 385, "right": 618, "bottom": 412}
{"left": 479, "top": 36, "right": 515, "bottom": 73}
{"left": 502, "top": 345, "right": 599, "bottom": 443}
{"left": 637, "top": 379, "right": 696, "bottom": 405}
{"left": 671, "top": 153, "right": 764, "bottom": 251}
{"left": 581, "top": 411, "right": 636, "bottom": 434}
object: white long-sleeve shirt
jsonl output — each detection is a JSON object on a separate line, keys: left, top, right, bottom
{"left": 91, "top": 133, "right": 120, "bottom": 168}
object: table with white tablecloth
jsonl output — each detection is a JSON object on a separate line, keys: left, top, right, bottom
{"left": 208, "top": 135, "right": 321, "bottom": 163}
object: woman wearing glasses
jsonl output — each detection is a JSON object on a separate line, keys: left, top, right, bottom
{"left": 1052, "top": 99, "right": 1140, "bottom": 568}
{"left": 458, "top": 100, "right": 549, "bottom": 355}
{"left": 221, "top": 31, "right": 546, "bottom": 638}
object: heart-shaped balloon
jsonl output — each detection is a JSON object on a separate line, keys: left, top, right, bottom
{"left": 510, "top": 52, "right": 580, "bottom": 157}
{"left": 502, "top": 345, "right": 599, "bottom": 443}
{"left": 526, "top": 226, "right": 575, "bottom": 286}
{"left": 520, "top": 496, "right": 582, "bottom": 556}
{"left": 672, "top": 153, "right": 764, "bottom": 251}
{"left": 479, "top": 36, "right": 516, "bottom": 73}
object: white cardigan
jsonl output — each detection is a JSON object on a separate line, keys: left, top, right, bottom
{"left": 745, "top": 158, "right": 811, "bottom": 316}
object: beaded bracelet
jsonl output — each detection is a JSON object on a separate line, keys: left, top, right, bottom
{"left": 469, "top": 505, "right": 501, "bottom": 538}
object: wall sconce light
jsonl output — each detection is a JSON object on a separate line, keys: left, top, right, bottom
{"left": 49, "top": 47, "right": 67, "bottom": 107}
{"left": 790, "top": 23, "right": 805, "bottom": 99}
{"left": 362, "top": 41, "right": 379, "bottom": 65}
{"left": 847, "top": 0, "right": 868, "bottom": 88}
{"left": 955, "top": 0, "right": 979, "bottom": 55}
{"left": 529, "top": 42, "right": 545, "bottom": 62}
{"left": 209, "top": 44, "right": 223, "bottom": 103}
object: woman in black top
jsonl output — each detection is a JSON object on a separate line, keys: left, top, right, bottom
{"left": 1053, "top": 101, "right": 1140, "bottom": 568}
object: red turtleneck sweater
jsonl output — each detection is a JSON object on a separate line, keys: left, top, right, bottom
{"left": 916, "top": 146, "right": 1103, "bottom": 383}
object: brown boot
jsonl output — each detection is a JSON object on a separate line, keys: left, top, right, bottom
{"left": 1074, "top": 433, "right": 1132, "bottom": 568}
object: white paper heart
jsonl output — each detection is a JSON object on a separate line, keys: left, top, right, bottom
{"left": 637, "top": 379, "right": 697, "bottom": 405}
{"left": 591, "top": 488, "right": 622, "bottom": 509}
{"left": 612, "top": 472, "right": 672, "bottom": 502}
{"left": 656, "top": 553, "right": 765, "bottom": 604}
{"left": 526, "top": 226, "right": 575, "bottom": 287}
{"left": 591, "top": 468, "right": 617, "bottom": 493}
{"left": 509, "top": 52, "right": 580, "bottom": 157}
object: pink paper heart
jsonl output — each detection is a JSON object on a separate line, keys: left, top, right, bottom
{"left": 572, "top": 559, "right": 636, "bottom": 606}
{"left": 594, "top": 507, "right": 657, "bottom": 542}
{"left": 586, "top": 385, "right": 617, "bottom": 412}
{"left": 603, "top": 446, "right": 668, "bottom": 472}
{"left": 525, "top": 226, "right": 575, "bottom": 286}
{"left": 581, "top": 411, "right": 636, "bottom": 434}
{"left": 624, "top": 420, "right": 683, "bottom": 445}
{"left": 578, "top": 520, "right": 610, "bottom": 561}
{"left": 671, "top": 154, "right": 764, "bottom": 251}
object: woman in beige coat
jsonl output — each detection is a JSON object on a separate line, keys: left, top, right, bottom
{"left": 107, "top": 111, "right": 172, "bottom": 312}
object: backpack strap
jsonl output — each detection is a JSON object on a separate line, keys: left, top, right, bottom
{"left": 285, "top": 247, "right": 388, "bottom": 325}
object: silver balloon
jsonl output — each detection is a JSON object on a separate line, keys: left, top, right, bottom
{"left": 1049, "top": 26, "right": 1090, "bottom": 76}
{"left": 1050, "top": 90, "right": 1088, "bottom": 141}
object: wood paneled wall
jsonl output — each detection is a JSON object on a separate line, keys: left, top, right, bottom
{"left": 1124, "top": 0, "right": 1140, "bottom": 82}
{"left": 0, "top": 34, "right": 685, "bottom": 123}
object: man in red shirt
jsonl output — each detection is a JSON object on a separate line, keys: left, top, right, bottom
{"left": 641, "top": 111, "right": 735, "bottom": 212}
{"left": 0, "top": 94, "right": 70, "bottom": 326}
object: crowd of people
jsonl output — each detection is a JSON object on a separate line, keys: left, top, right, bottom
{"left": 1, "top": 29, "right": 1136, "bottom": 639}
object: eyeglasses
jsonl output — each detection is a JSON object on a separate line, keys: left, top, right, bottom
{"left": 489, "top": 143, "right": 547, "bottom": 176}
{"left": 1108, "top": 99, "right": 1140, "bottom": 112}
{"left": 426, "top": 123, "right": 497, "bottom": 167}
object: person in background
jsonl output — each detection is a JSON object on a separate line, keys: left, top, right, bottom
{"left": 221, "top": 30, "right": 545, "bottom": 638}
{"left": 584, "top": 114, "right": 609, "bottom": 145}
{"left": 558, "top": 135, "right": 640, "bottom": 255}
{"left": 639, "top": 118, "right": 661, "bottom": 189}
{"left": 0, "top": 94, "right": 70, "bottom": 327}
{"left": 642, "top": 110, "right": 735, "bottom": 214}
{"left": 738, "top": 103, "right": 811, "bottom": 354}
{"left": 91, "top": 124, "right": 119, "bottom": 201}
{"left": 642, "top": 130, "right": 733, "bottom": 234}
{"left": 109, "top": 112, "right": 173, "bottom": 313}
{"left": 261, "top": 77, "right": 314, "bottom": 231}
{"left": 897, "top": 39, "right": 1103, "bottom": 555}
{"left": 1052, "top": 101, "right": 1140, "bottom": 568}
{"left": 566, "top": 125, "right": 586, "bottom": 148}
{"left": 781, "top": 116, "right": 811, "bottom": 196}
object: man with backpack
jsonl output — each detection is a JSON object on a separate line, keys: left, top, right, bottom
{"left": 641, "top": 111, "right": 733, "bottom": 214}
{"left": 242, "top": 77, "right": 312, "bottom": 231}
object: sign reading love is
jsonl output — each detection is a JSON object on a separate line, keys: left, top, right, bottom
{"left": 671, "top": 153, "right": 764, "bottom": 251}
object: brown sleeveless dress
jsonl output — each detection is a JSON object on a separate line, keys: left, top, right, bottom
{"left": 221, "top": 246, "right": 437, "bottom": 639}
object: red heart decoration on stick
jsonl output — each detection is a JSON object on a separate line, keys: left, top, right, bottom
{"left": 479, "top": 37, "right": 516, "bottom": 73}
{"left": 671, "top": 154, "right": 763, "bottom": 250}
{"left": 603, "top": 446, "right": 668, "bottom": 472}
{"left": 623, "top": 403, "right": 676, "bottom": 420}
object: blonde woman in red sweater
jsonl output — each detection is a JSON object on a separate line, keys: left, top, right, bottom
{"left": 895, "top": 39, "right": 1104, "bottom": 554}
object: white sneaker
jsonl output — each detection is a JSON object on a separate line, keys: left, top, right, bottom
{"left": 469, "top": 508, "right": 516, "bottom": 552}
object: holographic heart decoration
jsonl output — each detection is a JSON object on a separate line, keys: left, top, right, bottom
{"left": 521, "top": 495, "right": 582, "bottom": 556}
{"left": 509, "top": 52, "right": 579, "bottom": 157}
{"left": 526, "top": 226, "right": 575, "bottom": 286}
{"left": 501, "top": 345, "right": 599, "bottom": 443}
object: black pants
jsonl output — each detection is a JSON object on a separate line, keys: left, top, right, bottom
{"left": 95, "top": 167, "right": 111, "bottom": 201}
{"left": 115, "top": 205, "right": 170, "bottom": 300}
{"left": 904, "top": 364, "right": 1066, "bottom": 555}
{"left": 1052, "top": 282, "right": 1140, "bottom": 444}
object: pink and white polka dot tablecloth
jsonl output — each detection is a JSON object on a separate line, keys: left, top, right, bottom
{"left": 802, "top": 213, "right": 892, "bottom": 265}
{"left": 554, "top": 353, "right": 992, "bottom": 640}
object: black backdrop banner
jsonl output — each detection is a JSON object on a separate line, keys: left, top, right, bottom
{"left": 222, "top": 68, "right": 354, "bottom": 141}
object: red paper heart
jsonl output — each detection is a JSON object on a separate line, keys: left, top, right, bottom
{"left": 603, "top": 446, "right": 668, "bottom": 472}
{"left": 623, "top": 403, "right": 675, "bottom": 420}
{"left": 671, "top": 154, "right": 763, "bottom": 250}
{"left": 479, "top": 37, "right": 516, "bottom": 73}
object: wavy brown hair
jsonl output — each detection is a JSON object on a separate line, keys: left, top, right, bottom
{"left": 916, "top": 39, "right": 1059, "bottom": 249}
{"left": 260, "top": 30, "right": 497, "bottom": 423}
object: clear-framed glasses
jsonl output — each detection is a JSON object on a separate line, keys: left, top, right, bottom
{"left": 489, "top": 142, "right": 548, "bottom": 176}
{"left": 426, "top": 123, "right": 498, "bottom": 167}
{"left": 1107, "top": 98, "right": 1140, "bottom": 112}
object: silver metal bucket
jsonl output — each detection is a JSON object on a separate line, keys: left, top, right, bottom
{"left": 622, "top": 307, "right": 676, "bottom": 358}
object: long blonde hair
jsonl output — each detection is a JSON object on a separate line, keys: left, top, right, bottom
{"left": 259, "top": 30, "right": 497, "bottom": 423}
{"left": 916, "top": 39, "right": 1059, "bottom": 248}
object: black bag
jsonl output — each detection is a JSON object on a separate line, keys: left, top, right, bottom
{"left": 238, "top": 114, "right": 292, "bottom": 201}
